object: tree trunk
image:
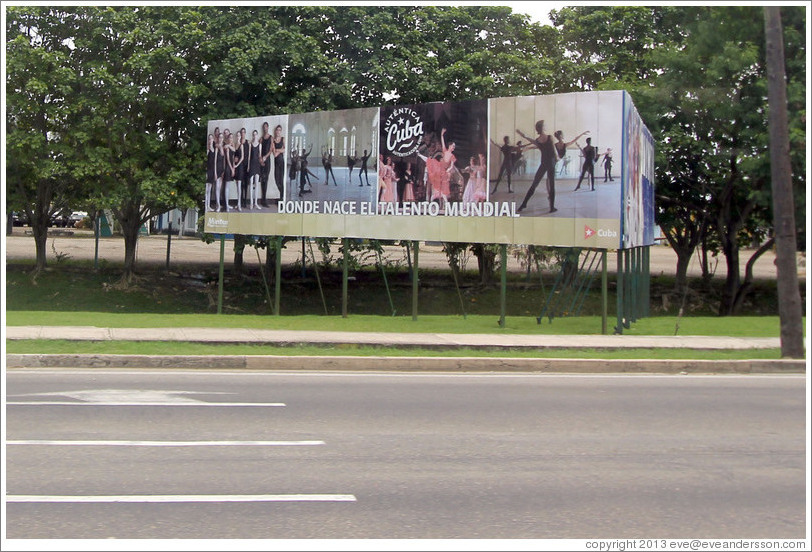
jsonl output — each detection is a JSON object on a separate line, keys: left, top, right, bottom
{"left": 764, "top": 7, "right": 805, "bottom": 358}
{"left": 730, "top": 238, "right": 775, "bottom": 314}
{"left": 265, "top": 242, "right": 275, "bottom": 281}
{"left": 663, "top": 227, "right": 702, "bottom": 294}
{"left": 233, "top": 234, "right": 246, "bottom": 276}
{"left": 471, "top": 244, "right": 495, "bottom": 286}
{"left": 31, "top": 213, "right": 49, "bottom": 273}
{"left": 121, "top": 224, "right": 139, "bottom": 283}
{"left": 673, "top": 248, "right": 692, "bottom": 293}
{"left": 718, "top": 229, "right": 740, "bottom": 316}
{"left": 116, "top": 204, "right": 143, "bottom": 284}
{"left": 699, "top": 233, "right": 713, "bottom": 281}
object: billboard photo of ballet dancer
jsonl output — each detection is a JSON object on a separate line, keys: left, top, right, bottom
{"left": 378, "top": 99, "right": 488, "bottom": 213}
{"left": 489, "top": 91, "right": 624, "bottom": 246}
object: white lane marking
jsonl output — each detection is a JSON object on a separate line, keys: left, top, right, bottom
{"left": 6, "top": 389, "right": 285, "bottom": 406}
{"left": 13, "top": 389, "right": 230, "bottom": 404}
{"left": 6, "top": 494, "right": 357, "bottom": 503}
{"left": 6, "top": 440, "right": 324, "bottom": 447}
{"left": 5, "top": 402, "right": 286, "bottom": 407}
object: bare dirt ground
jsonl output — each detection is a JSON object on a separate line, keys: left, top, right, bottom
{"left": 4, "top": 226, "right": 805, "bottom": 280}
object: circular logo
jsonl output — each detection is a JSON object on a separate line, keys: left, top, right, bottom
{"left": 384, "top": 108, "right": 424, "bottom": 157}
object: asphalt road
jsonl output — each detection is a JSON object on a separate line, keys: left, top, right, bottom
{"left": 5, "top": 369, "right": 807, "bottom": 540}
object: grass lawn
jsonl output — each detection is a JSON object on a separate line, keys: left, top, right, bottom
{"left": 5, "top": 310, "right": 788, "bottom": 338}
{"left": 6, "top": 262, "right": 803, "bottom": 365}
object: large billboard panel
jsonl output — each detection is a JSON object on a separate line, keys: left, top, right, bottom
{"left": 203, "top": 91, "right": 654, "bottom": 249}
{"left": 621, "top": 92, "right": 657, "bottom": 248}
{"left": 488, "top": 91, "right": 624, "bottom": 248}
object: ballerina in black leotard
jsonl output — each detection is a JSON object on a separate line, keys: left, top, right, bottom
{"left": 516, "top": 120, "right": 558, "bottom": 214}
{"left": 271, "top": 125, "right": 285, "bottom": 202}
{"left": 247, "top": 130, "right": 262, "bottom": 210}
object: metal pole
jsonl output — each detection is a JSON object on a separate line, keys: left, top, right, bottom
{"left": 412, "top": 240, "right": 419, "bottom": 321}
{"left": 499, "top": 243, "right": 507, "bottom": 328}
{"left": 636, "top": 247, "right": 643, "bottom": 320}
{"left": 624, "top": 249, "right": 631, "bottom": 328}
{"left": 405, "top": 241, "right": 413, "bottom": 279}
{"left": 94, "top": 212, "right": 100, "bottom": 270}
{"left": 615, "top": 249, "right": 623, "bottom": 334}
{"left": 643, "top": 246, "right": 650, "bottom": 318}
{"left": 601, "top": 249, "right": 608, "bottom": 335}
{"left": 165, "top": 221, "right": 172, "bottom": 270}
{"left": 342, "top": 238, "right": 349, "bottom": 318}
{"left": 301, "top": 237, "right": 306, "bottom": 279}
{"left": 217, "top": 234, "right": 225, "bottom": 315}
{"left": 274, "top": 236, "right": 282, "bottom": 316}
{"left": 630, "top": 247, "right": 638, "bottom": 323}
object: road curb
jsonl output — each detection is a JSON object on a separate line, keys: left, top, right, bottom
{"left": 5, "top": 354, "right": 806, "bottom": 374}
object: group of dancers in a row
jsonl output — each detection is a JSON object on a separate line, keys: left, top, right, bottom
{"left": 206, "top": 122, "right": 285, "bottom": 212}
{"left": 490, "top": 121, "right": 614, "bottom": 214}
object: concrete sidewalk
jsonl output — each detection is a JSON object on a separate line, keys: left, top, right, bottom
{"left": 5, "top": 325, "right": 782, "bottom": 350}
{"left": 6, "top": 325, "right": 804, "bottom": 373}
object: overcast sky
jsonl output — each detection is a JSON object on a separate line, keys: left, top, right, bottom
{"left": 500, "top": 1, "right": 567, "bottom": 26}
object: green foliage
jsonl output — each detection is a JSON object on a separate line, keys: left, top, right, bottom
{"left": 554, "top": 5, "right": 806, "bottom": 313}
{"left": 6, "top": 8, "right": 83, "bottom": 269}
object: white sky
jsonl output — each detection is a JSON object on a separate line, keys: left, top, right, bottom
{"left": 499, "top": 2, "right": 568, "bottom": 25}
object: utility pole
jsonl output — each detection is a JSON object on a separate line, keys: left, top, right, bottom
{"left": 763, "top": 7, "right": 804, "bottom": 358}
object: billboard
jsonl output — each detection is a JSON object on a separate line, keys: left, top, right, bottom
{"left": 204, "top": 91, "right": 655, "bottom": 249}
{"left": 621, "top": 95, "right": 657, "bottom": 248}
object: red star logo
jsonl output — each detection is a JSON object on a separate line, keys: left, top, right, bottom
{"left": 584, "top": 225, "right": 596, "bottom": 239}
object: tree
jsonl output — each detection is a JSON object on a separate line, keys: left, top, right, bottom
{"left": 6, "top": 8, "right": 80, "bottom": 273}
{"left": 311, "top": 6, "right": 563, "bottom": 105}
{"left": 551, "top": 6, "right": 691, "bottom": 90}
{"left": 645, "top": 7, "right": 806, "bottom": 314}
{"left": 63, "top": 7, "right": 208, "bottom": 283}
{"left": 557, "top": 6, "right": 806, "bottom": 314}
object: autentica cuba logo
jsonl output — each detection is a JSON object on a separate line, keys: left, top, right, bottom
{"left": 384, "top": 107, "right": 424, "bottom": 157}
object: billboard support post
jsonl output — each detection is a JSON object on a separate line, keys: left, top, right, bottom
{"left": 499, "top": 244, "right": 507, "bottom": 328}
{"left": 166, "top": 222, "right": 172, "bottom": 270}
{"left": 601, "top": 250, "right": 608, "bottom": 335}
{"left": 274, "top": 236, "right": 282, "bottom": 316}
{"left": 217, "top": 234, "right": 225, "bottom": 315}
{"left": 615, "top": 249, "right": 623, "bottom": 334}
{"left": 93, "top": 212, "right": 100, "bottom": 270}
{"left": 643, "top": 246, "right": 650, "bottom": 317}
{"left": 342, "top": 238, "right": 349, "bottom": 318}
{"left": 630, "top": 247, "right": 637, "bottom": 323}
{"left": 623, "top": 249, "right": 631, "bottom": 329}
{"left": 301, "top": 238, "right": 306, "bottom": 279}
{"left": 637, "top": 247, "right": 643, "bottom": 320}
{"left": 412, "top": 241, "right": 419, "bottom": 321}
